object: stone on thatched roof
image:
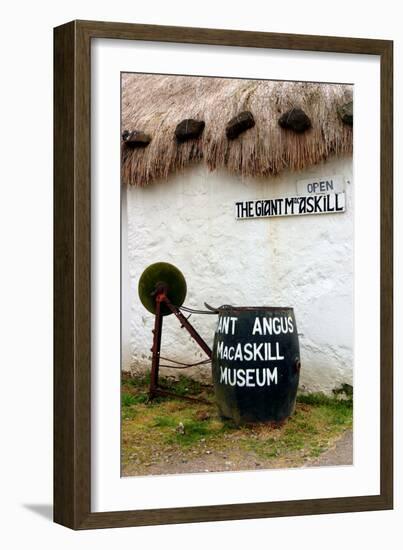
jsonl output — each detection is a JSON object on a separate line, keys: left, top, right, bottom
{"left": 278, "top": 108, "right": 311, "bottom": 133}
{"left": 338, "top": 101, "right": 353, "bottom": 126}
{"left": 121, "top": 74, "right": 353, "bottom": 186}
{"left": 226, "top": 111, "right": 255, "bottom": 139}
{"left": 122, "top": 130, "right": 152, "bottom": 147}
{"left": 175, "top": 119, "right": 205, "bottom": 142}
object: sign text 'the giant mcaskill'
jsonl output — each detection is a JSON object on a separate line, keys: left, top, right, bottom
{"left": 235, "top": 192, "right": 346, "bottom": 220}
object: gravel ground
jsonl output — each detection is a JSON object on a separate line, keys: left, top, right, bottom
{"left": 309, "top": 428, "right": 353, "bottom": 467}
{"left": 122, "top": 428, "right": 353, "bottom": 477}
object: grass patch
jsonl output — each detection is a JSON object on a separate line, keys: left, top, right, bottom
{"left": 166, "top": 419, "right": 210, "bottom": 446}
{"left": 297, "top": 391, "right": 352, "bottom": 408}
{"left": 153, "top": 415, "right": 177, "bottom": 428}
{"left": 124, "top": 370, "right": 151, "bottom": 388}
{"left": 122, "top": 392, "right": 148, "bottom": 407}
{"left": 333, "top": 383, "right": 353, "bottom": 399}
{"left": 121, "top": 373, "right": 353, "bottom": 475}
{"left": 158, "top": 375, "right": 204, "bottom": 397}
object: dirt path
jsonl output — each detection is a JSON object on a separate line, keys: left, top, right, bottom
{"left": 122, "top": 428, "right": 353, "bottom": 477}
{"left": 309, "top": 428, "right": 353, "bottom": 467}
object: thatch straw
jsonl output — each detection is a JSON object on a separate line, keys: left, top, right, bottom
{"left": 121, "top": 74, "right": 353, "bottom": 186}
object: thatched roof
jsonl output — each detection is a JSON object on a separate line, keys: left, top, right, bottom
{"left": 121, "top": 74, "right": 353, "bottom": 187}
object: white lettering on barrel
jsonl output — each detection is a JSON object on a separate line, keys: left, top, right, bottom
{"left": 267, "top": 367, "right": 278, "bottom": 385}
{"left": 218, "top": 367, "right": 278, "bottom": 387}
{"left": 252, "top": 317, "right": 262, "bottom": 335}
{"left": 228, "top": 369, "right": 236, "bottom": 386}
{"left": 263, "top": 317, "right": 272, "bottom": 334}
{"left": 246, "top": 370, "right": 255, "bottom": 387}
{"left": 230, "top": 317, "right": 238, "bottom": 335}
{"left": 256, "top": 369, "right": 266, "bottom": 387}
{"left": 273, "top": 317, "right": 281, "bottom": 334}
{"left": 217, "top": 316, "right": 239, "bottom": 335}
{"left": 216, "top": 342, "right": 285, "bottom": 362}
{"left": 253, "top": 343, "right": 264, "bottom": 361}
{"left": 234, "top": 345, "right": 243, "bottom": 360}
{"left": 237, "top": 369, "right": 246, "bottom": 387}
{"left": 276, "top": 342, "right": 284, "bottom": 360}
{"left": 243, "top": 343, "right": 253, "bottom": 361}
{"left": 252, "top": 315, "right": 295, "bottom": 335}
{"left": 288, "top": 316, "right": 294, "bottom": 332}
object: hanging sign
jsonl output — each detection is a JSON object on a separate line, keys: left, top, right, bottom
{"left": 296, "top": 175, "right": 345, "bottom": 196}
{"left": 235, "top": 192, "right": 345, "bottom": 219}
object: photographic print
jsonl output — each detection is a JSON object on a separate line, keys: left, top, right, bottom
{"left": 120, "top": 73, "right": 354, "bottom": 478}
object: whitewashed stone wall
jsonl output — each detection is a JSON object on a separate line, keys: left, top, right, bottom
{"left": 122, "top": 155, "right": 353, "bottom": 393}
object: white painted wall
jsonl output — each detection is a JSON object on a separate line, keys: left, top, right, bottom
{"left": 122, "top": 155, "right": 353, "bottom": 393}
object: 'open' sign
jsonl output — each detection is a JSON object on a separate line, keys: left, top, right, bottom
{"left": 296, "top": 175, "right": 345, "bottom": 196}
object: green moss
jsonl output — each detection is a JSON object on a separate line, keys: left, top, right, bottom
{"left": 333, "top": 383, "right": 353, "bottom": 399}
{"left": 122, "top": 392, "right": 137, "bottom": 407}
{"left": 166, "top": 419, "right": 210, "bottom": 446}
{"left": 122, "top": 392, "right": 148, "bottom": 407}
{"left": 297, "top": 391, "right": 352, "bottom": 408}
{"left": 153, "top": 415, "right": 177, "bottom": 428}
{"left": 159, "top": 375, "right": 204, "bottom": 397}
{"left": 124, "top": 371, "right": 151, "bottom": 388}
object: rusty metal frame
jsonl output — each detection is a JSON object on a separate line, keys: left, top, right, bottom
{"left": 149, "top": 292, "right": 212, "bottom": 401}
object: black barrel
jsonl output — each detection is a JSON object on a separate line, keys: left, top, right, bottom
{"left": 212, "top": 307, "right": 301, "bottom": 424}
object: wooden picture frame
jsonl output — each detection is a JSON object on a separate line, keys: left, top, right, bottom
{"left": 54, "top": 20, "right": 393, "bottom": 530}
